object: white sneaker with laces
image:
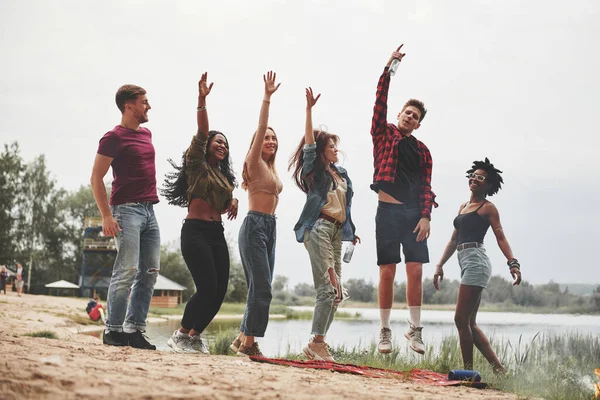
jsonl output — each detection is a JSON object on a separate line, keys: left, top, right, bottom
{"left": 189, "top": 334, "right": 210, "bottom": 354}
{"left": 303, "top": 339, "right": 335, "bottom": 362}
{"left": 404, "top": 322, "right": 425, "bottom": 355}
{"left": 378, "top": 327, "right": 393, "bottom": 354}
{"left": 167, "top": 330, "right": 197, "bottom": 353}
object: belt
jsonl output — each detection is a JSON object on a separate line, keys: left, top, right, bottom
{"left": 456, "top": 242, "right": 484, "bottom": 251}
{"left": 319, "top": 213, "right": 343, "bottom": 228}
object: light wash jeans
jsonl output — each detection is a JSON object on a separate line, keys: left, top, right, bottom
{"left": 303, "top": 218, "right": 342, "bottom": 336}
{"left": 239, "top": 211, "right": 277, "bottom": 337}
{"left": 106, "top": 202, "right": 160, "bottom": 332}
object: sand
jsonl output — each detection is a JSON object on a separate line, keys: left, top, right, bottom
{"left": 0, "top": 292, "right": 519, "bottom": 400}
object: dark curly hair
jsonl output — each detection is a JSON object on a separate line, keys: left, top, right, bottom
{"left": 466, "top": 157, "right": 503, "bottom": 196}
{"left": 161, "top": 131, "right": 237, "bottom": 207}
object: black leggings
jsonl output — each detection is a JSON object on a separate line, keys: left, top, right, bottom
{"left": 180, "top": 219, "right": 230, "bottom": 333}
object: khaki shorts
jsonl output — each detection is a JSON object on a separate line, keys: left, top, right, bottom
{"left": 16, "top": 280, "right": 24, "bottom": 289}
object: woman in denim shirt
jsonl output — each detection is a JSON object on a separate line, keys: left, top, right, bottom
{"left": 289, "top": 87, "right": 360, "bottom": 362}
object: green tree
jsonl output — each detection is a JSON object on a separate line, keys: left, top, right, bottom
{"left": 160, "top": 244, "right": 194, "bottom": 302}
{"left": 294, "top": 282, "right": 316, "bottom": 297}
{"left": 273, "top": 275, "right": 289, "bottom": 292}
{"left": 0, "top": 142, "right": 25, "bottom": 265}
{"left": 345, "top": 278, "right": 376, "bottom": 302}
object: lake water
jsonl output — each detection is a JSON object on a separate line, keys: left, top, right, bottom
{"left": 95, "top": 307, "right": 600, "bottom": 358}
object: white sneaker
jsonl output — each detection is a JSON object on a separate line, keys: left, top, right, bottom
{"left": 189, "top": 334, "right": 210, "bottom": 354}
{"left": 404, "top": 323, "right": 425, "bottom": 355}
{"left": 378, "top": 327, "right": 393, "bottom": 354}
{"left": 167, "top": 330, "right": 197, "bottom": 353}
{"left": 303, "top": 339, "right": 335, "bottom": 362}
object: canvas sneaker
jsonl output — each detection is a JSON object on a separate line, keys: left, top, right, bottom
{"left": 167, "top": 330, "right": 197, "bottom": 353}
{"left": 189, "top": 335, "right": 210, "bottom": 354}
{"left": 103, "top": 330, "right": 127, "bottom": 347}
{"left": 237, "top": 342, "right": 264, "bottom": 358}
{"left": 404, "top": 323, "right": 425, "bottom": 355}
{"left": 124, "top": 330, "right": 156, "bottom": 350}
{"left": 303, "top": 339, "right": 335, "bottom": 362}
{"left": 378, "top": 327, "right": 393, "bottom": 354}
{"left": 230, "top": 337, "right": 242, "bottom": 353}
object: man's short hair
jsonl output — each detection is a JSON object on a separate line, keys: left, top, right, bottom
{"left": 403, "top": 99, "right": 427, "bottom": 122}
{"left": 115, "top": 84, "right": 146, "bottom": 113}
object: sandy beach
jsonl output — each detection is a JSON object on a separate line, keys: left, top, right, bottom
{"left": 0, "top": 292, "right": 518, "bottom": 400}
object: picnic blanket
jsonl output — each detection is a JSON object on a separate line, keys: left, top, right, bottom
{"left": 249, "top": 357, "right": 487, "bottom": 389}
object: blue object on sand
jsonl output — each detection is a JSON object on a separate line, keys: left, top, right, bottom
{"left": 448, "top": 370, "right": 482, "bottom": 382}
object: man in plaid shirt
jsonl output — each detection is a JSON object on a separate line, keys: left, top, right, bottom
{"left": 370, "top": 45, "right": 437, "bottom": 355}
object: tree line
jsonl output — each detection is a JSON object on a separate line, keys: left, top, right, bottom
{"left": 2, "top": 141, "right": 599, "bottom": 313}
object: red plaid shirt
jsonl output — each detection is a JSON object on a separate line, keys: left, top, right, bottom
{"left": 371, "top": 67, "right": 437, "bottom": 220}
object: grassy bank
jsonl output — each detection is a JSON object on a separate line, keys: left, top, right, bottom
{"left": 150, "top": 303, "right": 361, "bottom": 320}
{"left": 340, "top": 300, "right": 600, "bottom": 315}
{"left": 284, "top": 333, "right": 599, "bottom": 400}
{"left": 205, "top": 329, "right": 599, "bottom": 399}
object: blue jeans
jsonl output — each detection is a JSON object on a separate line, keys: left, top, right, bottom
{"left": 106, "top": 203, "right": 160, "bottom": 332}
{"left": 239, "top": 211, "right": 277, "bottom": 337}
{"left": 303, "top": 218, "right": 342, "bottom": 336}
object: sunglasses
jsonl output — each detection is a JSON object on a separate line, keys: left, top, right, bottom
{"left": 468, "top": 173, "right": 486, "bottom": 182}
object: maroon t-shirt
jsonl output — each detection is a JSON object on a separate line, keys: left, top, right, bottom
{"left": 97, "top": 125, "right": 159, "bottom": 205}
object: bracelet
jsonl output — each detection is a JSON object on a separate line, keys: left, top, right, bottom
{"left": 197, "top": 106, "right": 206, "bottom": 112}
{"left": 507, "top": 258, "right": 520, "bottom": 269}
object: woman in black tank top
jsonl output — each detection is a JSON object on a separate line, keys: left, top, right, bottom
{"left": 432, "top": 158, "right": 522, "bottom": 374}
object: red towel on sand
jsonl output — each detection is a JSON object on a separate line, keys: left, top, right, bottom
{"left": 249, "top": 357, "right": 487, "bottom": 389}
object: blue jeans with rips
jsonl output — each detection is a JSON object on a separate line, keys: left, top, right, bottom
{"left": 239, "top": 211, "right": 277, "bottom": 337}
{"left": 303, "top": 218, "right": 342, "bottom": 336}
{"left": 105, "top": 202, "right": 160, "bottom": 332}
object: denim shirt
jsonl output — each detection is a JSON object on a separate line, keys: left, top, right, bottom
{"left": 293, "top": 144, "right": 356, "bottom": 243}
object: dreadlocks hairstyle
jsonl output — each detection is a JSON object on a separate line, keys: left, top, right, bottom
{"left": 288, "top": 129, "right": 340, "bottom": 194}
{"left": 241, "top": 126, "right": 279, "bottom": 191}
{"left": 466, "top": 157, "right": 504, "bottom": 196}
{"left": 161, "top": 131, "right": 237, "bottom": 207}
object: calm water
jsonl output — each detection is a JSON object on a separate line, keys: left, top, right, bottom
{"left": 109, "top": 307, "right": 600, "bottom": 357}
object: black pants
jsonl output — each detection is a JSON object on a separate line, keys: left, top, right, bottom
{"left": 180, "top": 219, "right": 230, "bottom": 333}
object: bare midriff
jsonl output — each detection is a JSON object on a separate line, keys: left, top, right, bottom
{"left": 248, "top": 191, "right": 279, "bottom": 215}
{"left": 186, "top": 197, "right": 223, "bottom": 221}
{"left": 378, "top": 190, "right": 403, "bottom": 204}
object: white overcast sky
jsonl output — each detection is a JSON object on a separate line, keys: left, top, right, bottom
{"left": 1, "top": 1, "right": 598, "bottom": 288}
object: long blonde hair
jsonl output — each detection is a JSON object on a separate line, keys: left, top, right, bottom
{"left": 241, "top": 126, "right": 279, "bottom": 190}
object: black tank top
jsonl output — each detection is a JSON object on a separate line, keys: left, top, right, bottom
{"left": 453, "top": 201, "right": 490, "bottom": 245}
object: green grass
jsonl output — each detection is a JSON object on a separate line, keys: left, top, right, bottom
{"left": 24, "top": 330, "right": 58, "bottom": 339}
{"left": 278, "top": 332, "right": 599, "bottom": 400}
{"left": 149, "top": 303, "right": 362, "bottom": 321}
{"left": 209, "top": 328, "right": 239, "bottom": 355}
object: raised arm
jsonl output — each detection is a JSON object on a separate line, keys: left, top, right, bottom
{"left": 488, "top": 203, "right": 522, "bottom": 285}
{"left": 305, "top": 87, "right": 320, "bottom": 145}
{"left": 371, "top": 45, "right": 405, "bottom": 140}
{"left": 246, "top": 71, "right": 281, "bottom": 165}
{"left": 196, "top": 72, "right": 213, "bottom": 139}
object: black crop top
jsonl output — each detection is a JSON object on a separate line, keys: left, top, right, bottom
{"left": 453, "top": 201, "right": 490, "bottom": 245}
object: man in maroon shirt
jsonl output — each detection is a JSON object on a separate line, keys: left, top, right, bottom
{"left": 90, "top": 84, "right": 160, "bottom": 350}
{"left": 370, "top": 46, "right": 437, "bottom": 355}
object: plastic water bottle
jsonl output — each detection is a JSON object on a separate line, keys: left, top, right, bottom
{"left": 389, "top": 58, "right": 401, "bottom": 76}
{"left": 448, "top": 370, "right": 482, "bottom": 382}
{"left": 343, "top": 243, "right": 355, "bottom": 263}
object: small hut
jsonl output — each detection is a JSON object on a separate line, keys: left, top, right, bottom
{"left": 150, "top": 275, "right": 186, "bottom": 308}
{"left": 45, "top": 280, "right": 80, "bottom": 297}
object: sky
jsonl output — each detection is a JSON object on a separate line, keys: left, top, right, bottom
{"left": 1, "top": 0, "right": 598, "bottom": 288}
